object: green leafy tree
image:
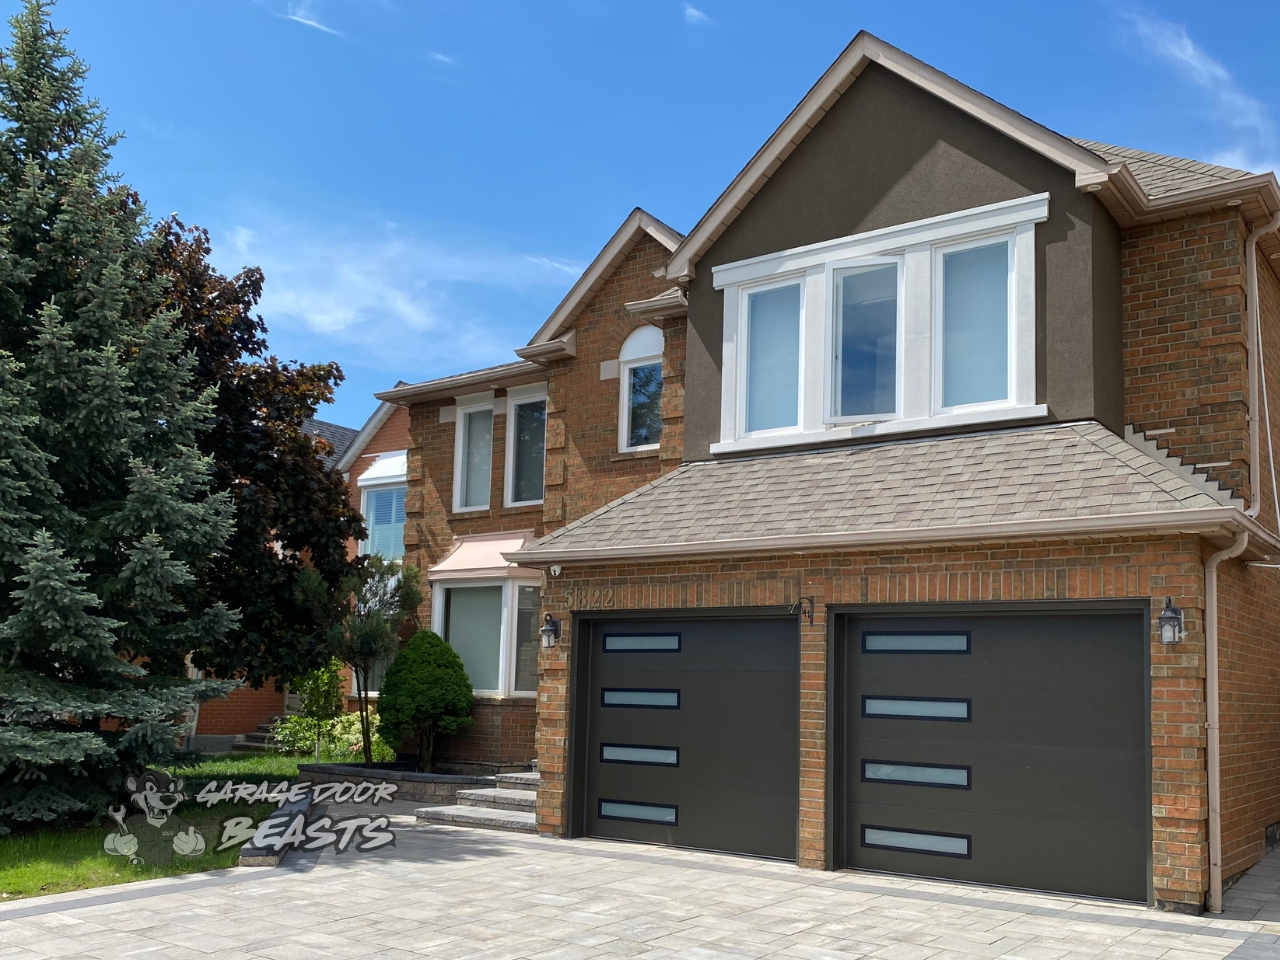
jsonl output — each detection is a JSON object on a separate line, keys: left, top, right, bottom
{"left": 149, "top": 220, "right": 365, "bottom": 688}
{"left": 0, "top": 1, "right": 237, "bottom": 832}
{"left": 291, "top": 658, "right": 345, "bottom": 762}
{"left": 300, "top": 557, "right": 422, "bottom": 767}
{"left": 378, "top": 631, "right": 474, "bottom": 773}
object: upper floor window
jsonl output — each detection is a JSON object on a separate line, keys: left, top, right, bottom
{"left": 712, "top": 194, "right": 1047, "bottom": 454}
{"left": 454, "top": 399, "right": 493, "bottom": 512}
{"left": 505, "top": 384, "right": 547, "bottom": 507}
{"left": 364, "top": 485, "right": 406, "bottom": 560}
{"left": 618, "top": 324, "right": 664, "bottom": 452}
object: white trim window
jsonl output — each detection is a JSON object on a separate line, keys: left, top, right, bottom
{"left": 453, "top": 394, "right": 494, "bottom": 512}
{"left": 431, "top": 580, "right": 541, "bottom": 697}
{"left": 618, "top": 324, "right": 664, "bottom": 452}
{"left": 357, "top": 450, "right": 409, "bottom": 560}
{"left": 504, "top": 384, "right": 548, "bottom": 507}
{"left": 712, "top": 194, "right": 1047, "bottom": 454}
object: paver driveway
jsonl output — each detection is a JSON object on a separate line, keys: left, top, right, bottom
{"left": 2, "top": 802, "right": 1278, "bottom": 960}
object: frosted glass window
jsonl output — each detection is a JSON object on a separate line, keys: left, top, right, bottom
{"left": 511, "top": 400, "right": 546, "bottom": 503}
{"left": 862, "top": 697, "right": 970, "bottom": 721}
{"left": 513, "top": 584, "right": 540, "bottom": 693}
{"left": 603, "top": 634, "right": 681, "bottom": 652}
{"left": 443, "top": 585, "right": 503, "bottom": 691}
{"left": 862, "top": 761, "right": 970, "bottom": 788}
{"left": 942, "top": 242, "right": 1009, "bottom": 408}
{"left": 863, "top": 826, "right": 970, "bottom": 858}
{"left": 366, "top": 486, "right": 406, "bottom": 560}
{"left": 601, "top": 744, "right": 679, "bottom": 766}
{"left": 745, "top": 284, "right": 801, "bottom": 432}
{"left": 459, "top": 408, "right": 493, "bottom": 508}
{"left": 599, "top": 800, "right": 677, "bottom": 824}
{"left": 626, "top": 362, "right": 663, "bottom": 448}
{"left": 601, "top": 688, "right": 679, "bottom": 708}
{"left": 863, "top": 633, "right": 969, "bottom": 653}
{"left": 834, "top": 264, "right": 897, "bottom": 418}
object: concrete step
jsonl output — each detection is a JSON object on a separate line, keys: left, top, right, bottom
{"left": 457, "top": 788, "right": 536, "bottom": 812}
{"left": 496, "top": 771, "right": 539, "bottom": 789}
{"left": 416, "top": 804, "right": 536, "bottom": 833}
{"left": 230, "top": 739, "right": 277, "bottom": 753}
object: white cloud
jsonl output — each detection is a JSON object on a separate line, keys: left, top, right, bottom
{"left": 1118, "top": 7, "right": 1276, "bottom": 173}
{"left": 683, "top": 4, "right": 713, "bottom": 26}
{"left": 428, "top": 50, "right": 454, "bottom": 64}
{"left": 284, "top": 1, "right": 342, "bottom": 36}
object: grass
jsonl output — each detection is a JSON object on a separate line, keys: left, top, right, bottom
{"left": 0, "top": 755, "right": 307, "bottom": 901}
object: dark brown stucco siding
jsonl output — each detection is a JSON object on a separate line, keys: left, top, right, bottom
{"left": 682, "top": 62, "right": 1122, "bottom": 460}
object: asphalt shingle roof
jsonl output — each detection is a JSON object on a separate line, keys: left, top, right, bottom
{"left": 1073, "top": 139, "right": 1255, "bottom": 198}
{"left": 304, "top": 418, "right": 359, "bottom": 469}
{"left": 512, "top": 422, "right": 1235, "bottom": 560}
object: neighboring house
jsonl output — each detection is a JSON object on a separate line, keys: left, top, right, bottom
{"left": 370, "top": 209, "right": 686, "bottom": 773}
{"left": 485, "top": 33, "right": 1280, "bottom": 914}
{"left": 190, "top": 417, "right": 359, "bottom": 752}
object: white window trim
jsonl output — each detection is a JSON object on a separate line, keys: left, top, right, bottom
{"left": 453, "top": 393, "right": 495, "bottom": 514}
{"left": 431, "top": 578, "right": 541, "bottom": 698}
{"left": 618, "top": 354, "right": 663, "bottom": 452}
{"left": 504, "top": 383, "right": 548, "bottom": 508}
{"left": 824, "top": 255, "right": 905, "bottom": 426}
{"left": 711, "top": 193, "right": 1048, "bottom": 455}
{"left": 358, "top": 481, "right": 407, "bottom": 559}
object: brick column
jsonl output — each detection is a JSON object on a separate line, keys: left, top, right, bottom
{"left": 798, "top": 577, "right": 828, "bottom": 869}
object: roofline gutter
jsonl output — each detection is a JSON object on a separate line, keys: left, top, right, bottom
{"left": 1245, "top": 209, "right": 1280, "bottom": 519}
{"left": 504, "top": 505, "right": 1279, "bottom": 566}
{"left": 374, "top": 361, "right": 544, "bottom": 406}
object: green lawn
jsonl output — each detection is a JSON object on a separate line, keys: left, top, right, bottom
{"left": 0, "top": 755, "right": 305, "bottom": 901}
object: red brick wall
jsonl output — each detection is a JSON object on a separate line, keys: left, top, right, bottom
{"left": 345, "top": 405, "right": 413, "bottom": 559}
{"left": 535, "top": 536, "right": 1216, "bottom": 906}
{"left": 435, "top": 697, "right": 537, "bottom": 766}
{"left": 196, "top": 683, "right": 286, "bottom": 736}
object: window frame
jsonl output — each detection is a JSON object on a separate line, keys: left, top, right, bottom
{"left": 430, "top": 577, "right": 540, "bottom": 698}
{"left": 359, "top": 482, "right": 407, "bottom": 561}
{"left": 452, "top": 395, "right": 495, "bottom": 514}
{"left": 735, "top": 273, "right": 808, "bottom": 440}
{"left": 711, "top": 193, "right": 1048, "bottom": 455}
{"left": 504, "top": 383, "right": 548, "bottom": 508}
{"left": 618, "top": 355, "right": 663, "bottom": 453}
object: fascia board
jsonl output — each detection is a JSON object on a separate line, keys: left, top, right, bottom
{"left": 504, "top": 506, "right": 1279, "bottom": 565}
{"left": 374, "top": 361, "right": 543, "bottom": 405}
{"left": 335, "top": 401, "right": 395, "bottom": 474}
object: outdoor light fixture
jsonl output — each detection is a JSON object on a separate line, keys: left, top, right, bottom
{"left": 1158, "top": 597, "right": 1185, "bottom": 645}
{"left": 539, "top": 613, "right": 562, "bottom": 648}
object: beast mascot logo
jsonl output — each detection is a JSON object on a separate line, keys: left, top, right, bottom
{"left": 103, "top": 769, "right": 207, "bottom": 865}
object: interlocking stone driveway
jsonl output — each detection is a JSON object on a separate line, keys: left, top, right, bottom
{"left": 3, "top": 801, "right": 1279, "bottom": 960}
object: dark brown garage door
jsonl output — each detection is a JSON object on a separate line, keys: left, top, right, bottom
{"left": 583, "top": 616, "right": 798, "bottom": 860}
{"left": 845, "top": 610, "right": 1149, "bottom": 902}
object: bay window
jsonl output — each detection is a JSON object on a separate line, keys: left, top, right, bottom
{"left": 433, "top": 580, "right": 541, "bottom": 697}
{"left": 712, "top": 193, "right": 1047, "bottom": 454}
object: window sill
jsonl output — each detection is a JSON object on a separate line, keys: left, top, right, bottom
{"left": 451, "top": 505, "right": 491, "bottom": 516}
{"left": 502, "top": 501, "right": 544, "bottom": 511}
{"left": 708, "top": 404, "right": 1049, "bottom": 456}
{"left": 472, "top": 692, "right": 538, "bottom": 702}
{"left": 612, "top": 449, "right": 660, "bottom": 462}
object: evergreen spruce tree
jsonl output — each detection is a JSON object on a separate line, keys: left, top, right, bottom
{"left": 0, "top": 0, "right": 237, "bottom": 832}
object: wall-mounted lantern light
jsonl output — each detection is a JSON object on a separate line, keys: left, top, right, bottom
{"left": 1158, "top": 597, "right": 1185, "bottom": 645}
{"left": 539, "top": 614, "right": 562, "bottom": 649}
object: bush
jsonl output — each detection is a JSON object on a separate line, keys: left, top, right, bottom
{"left": 272, "top": 711, "right": 396, "bottom": 764}
{"left": 378, "top": 631, "right": 474, "bottom": 772}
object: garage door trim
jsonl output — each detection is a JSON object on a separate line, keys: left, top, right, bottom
{"left": 826, "top": 599, "right": 1152, "bottom": 905}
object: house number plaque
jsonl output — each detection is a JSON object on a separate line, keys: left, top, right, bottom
{"left": 565, "top": 587, "right": 615, "bottom": 609}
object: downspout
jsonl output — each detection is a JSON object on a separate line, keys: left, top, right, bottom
{"left": 1205, "top": 529, "right": 1249, "bottom": 913}
{"left": 1244, "top": 211, "right": 1280, "bottom": 518}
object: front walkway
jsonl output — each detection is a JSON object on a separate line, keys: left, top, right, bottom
{"left": 3, "top": 804, "right": 1279, "bottom": 960}
{"left": 1224, "top": 846, "right": 1280, "bottom": 922}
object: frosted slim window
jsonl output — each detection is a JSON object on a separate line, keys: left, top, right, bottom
{"left": 366, "top": 486, "right": 405, "bottom": 560}
{"left": 835, "top": 264, "right": 897, "bottom": 418}
{"left": 942, "top": 242, "right": 1009, "bottom": 408}
{"left": 599, "top": 800, "right": 678, "bottom": 824}
{"left": 745, "top": 284, "right": 801, "bottom": 432}
{"left": 513, "top": 584, "right": 540, "bottom": 693}
{"left": 601, "top": 744, "right": 679, "bottom": 766}
{"left": 863, "top": 762, "right": 970, "bottom": 788}
{"left": 603, "top": 634, "right": 680, "bottom": 652}
{"left": 443, "top": 585, "right": 503, "bottom": 691}
{"left": 459, "top": 408, "right": 493, "bottom": 508}
{"left": 601, "top": 689, "right": 679, "bottom": 708}
{"left": 863, "top": 826, "right": 970, "bottom": 858}
{"left": 863, "top": 697, "right": 970, "bottom": 721}
{"left": 863, "top": 633, "right": 969, "bottom": 653}
{"left": 626, "top": 362, "right": 663, "bottom": 448}
{"left": 511, "top": 400, "right": 546, "bottom": 503}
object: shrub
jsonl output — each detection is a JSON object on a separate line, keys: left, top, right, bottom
{"left": 378, "top": 631, "right": 474, "bottom": 772}
{"left": 272, "top": 711, "right": 396, "bottom": 764}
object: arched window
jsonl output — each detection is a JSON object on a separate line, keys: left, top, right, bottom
{"left": 618, "top": 324, "right": 664, "bottom": 452}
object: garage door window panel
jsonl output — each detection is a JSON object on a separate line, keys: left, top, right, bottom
{"left": 862, "top": 632, "right": 970, "bottom": 654}
{"left": 862, "top": 696, "right": 971, "bottom": 721}
{"left": 599, "top": 800, "right": 678, "bottom": 825}
{"left": 602, "top": 633, "right": 681, "bottom": 653}
{"left": 862, "top": 760, "right": 970, "bottom": 789}
{"left": 600, "top": 744, "right": 679, "bottom": 767}
{"left": 601, "top": 688, "right": 680, "bottom": 709}
{"left": 862, "top": 825, "right": 971, "bottom": 859}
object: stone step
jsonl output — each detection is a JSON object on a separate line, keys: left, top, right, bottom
{"left": 457, "top": 788, "right": 536, "bottom": 812}
{"left": 415, "top": 804, "right": 536, "bottom": 834}
{"left": 230, "top": 739, "right": 277, "bottom": 753}
{"left": 496, "top": 771, "right": 539, "bottom": 789}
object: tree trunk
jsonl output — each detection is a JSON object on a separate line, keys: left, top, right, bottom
{"left": 314, "top": 718, "right": 322, "bottom": 762}
{"left": 416, "top": 722, "right": 436, "bottom": 774}
{"left": 356, "top": 665, "right": 374, "bottom": 767}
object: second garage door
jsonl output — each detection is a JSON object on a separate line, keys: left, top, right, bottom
{"left": 583, "top": 616, "right": 798, "bottom": 860}
{"left": 845, "top": 610, "right": 1149, "bottom": 902}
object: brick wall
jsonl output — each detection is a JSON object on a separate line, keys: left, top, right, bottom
{"left": 196, "top": 683, "right": 286, "bottom": 736}
{"left": 535, "top": 536, "right": 1217, "bottom": 906}
{"left": 434, "top": 697, "right": 537, "bottom": 767}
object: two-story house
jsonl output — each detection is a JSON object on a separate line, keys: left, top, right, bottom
{"left": 493, "top": 34, "right": 1280, "bottom": 914}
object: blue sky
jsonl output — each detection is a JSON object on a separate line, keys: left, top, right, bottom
{"left": 35, "top": 0, "right": 1280, "bottom": 427}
